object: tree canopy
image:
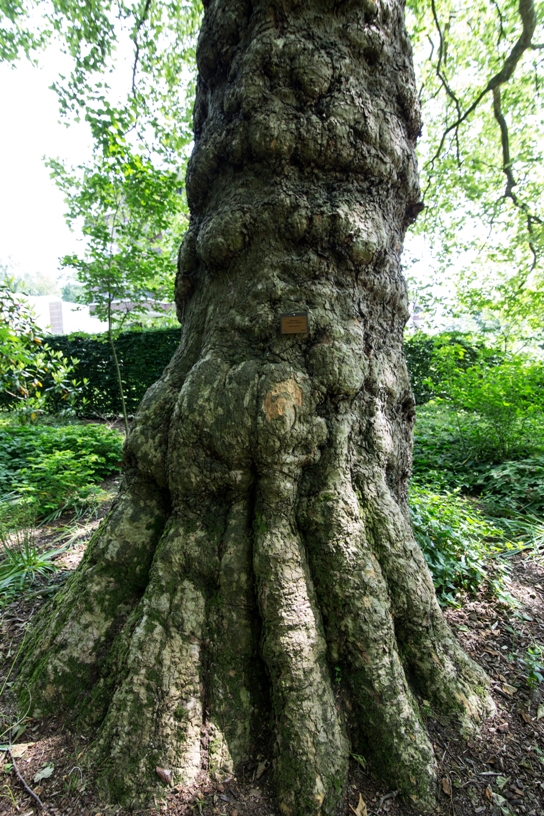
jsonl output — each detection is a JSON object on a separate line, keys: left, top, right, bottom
{"left": 1, "top": 0, "right": 542, "bottom": 330}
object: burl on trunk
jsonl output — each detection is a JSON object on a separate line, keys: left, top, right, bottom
{"left": 18, "top": 1, "right": 494, "bottom": 813}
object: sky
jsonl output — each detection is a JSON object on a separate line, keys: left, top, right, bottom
{"left": 0, "top": 52, "right": 93, "bottom": 282}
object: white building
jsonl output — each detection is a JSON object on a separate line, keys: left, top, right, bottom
{"left": 23, "top": 295, "right": 107, "bottom": 335}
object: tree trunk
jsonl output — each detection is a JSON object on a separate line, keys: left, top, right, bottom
{"left": 18, "top": 1, "right": 495, "bottom": 813}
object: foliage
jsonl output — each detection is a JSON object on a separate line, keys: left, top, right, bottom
{"left": 0, "top": 285, "right": 79, "bottom": 418}
{"left": 406, "top": 0, "right": 544, "bottom": 332}
{"left": 50, "top": 145, "right": 187, "bottom": 324}
{"left": 431, "top": 342, "right": 544, "bottom": 458}
{"left": 476, "top": 457, "right": 544, "bottom": 516}
{"left": 48, "top": 136, "right": 187, "bottom": 430}
{"left": 404, "top": 331, "right": 487, "bottom": 404}
{"left": 0, "top": 418, "right": 123, "bottom": 519}
{"left": 520, "top": 644, "right": 544, "bottom": 689}
{"left": 409, "top": 483, "right": 509, "bottom": 605}
{"left": 0, "top": 529, "right": 64, "bottom": 609}
{"left": 46, "top": 327, "right": 180, "bottom": 416}
{"left": 0, "top": 0, "right": 202, "bottom": 159}
{"left": 1, "top": 269, "right": 61, "bottom": 296}
{"left": 412, "top": 402, "right": 544, "bottom": 494}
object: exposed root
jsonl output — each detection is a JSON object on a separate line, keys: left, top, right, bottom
{"left": 254, "top": 475, "right": 349, "bottom": 816}
{"left": 18, "top": 476, "right": 169, "bottom": 717}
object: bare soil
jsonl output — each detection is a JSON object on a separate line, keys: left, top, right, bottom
{"left": 1, "top": 499, "right": 543, "bottom": 816}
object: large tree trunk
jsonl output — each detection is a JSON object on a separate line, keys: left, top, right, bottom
{"left": 18, "top": 0, "right": 495, "bottom": 813}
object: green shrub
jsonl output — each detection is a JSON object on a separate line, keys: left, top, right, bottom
{"left": 0, "top": 284, "right": 80, "bottom": 418}
{"left": 429, "top": 343, "right": 544, "bottom": 460}
{"left": 404, "top": 331, "right": 488, "bottom": 405}
{"left": 412, "top": 404, "right": 489, "bottom": 492}
{"left": 409, "top": 484, "right": 509, "bottom": 605}
{"left": 46, "top": 328, "right": 180, "bottom": 416}
{"left": 476, "top": 457, "right": 544, "bottom": 516}
{"left": 412, "top": 403, "right": 544, "bottom": 498}
{"left": 0, "top": 419, "right": 123, "bottom": 520}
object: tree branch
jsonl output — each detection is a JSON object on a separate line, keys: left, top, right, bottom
{"left": 430, "top": 0, "right": 538, "bottom": 165}
{"left": 131, "top": 0, "right": 153, "bottom": 97}
{"left": 492, "top": 86, "right": 543, "bottom": 271}
{"left": 7, "top": 746, "right": 45, "bottom": 810}
{"left": 490, "top": 0, "right": 506, "bottom": 45}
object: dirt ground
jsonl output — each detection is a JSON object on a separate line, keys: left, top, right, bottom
{"left": 1, "top": 503, "right": 543, "bottom": 816}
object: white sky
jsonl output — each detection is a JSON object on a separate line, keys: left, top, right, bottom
{"left": 0, "top": 53, "right": 93, "bottom": 281}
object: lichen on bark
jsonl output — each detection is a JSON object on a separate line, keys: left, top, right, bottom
{"left": 17, "top": 0, "right": 495, "bottom": 814}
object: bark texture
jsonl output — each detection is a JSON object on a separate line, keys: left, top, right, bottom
{"left": 18, "top": 1, "right": 495, "bottom": 814}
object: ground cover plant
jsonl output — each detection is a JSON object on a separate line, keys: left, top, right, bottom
{"left": 409, "top": 484, "right": 511, "bottom": 606}
{"left": 0, "top": 418, "right": 123, "bottom": 522}
{"left": 408, "top": 332, "right": 544, "bottom": 609}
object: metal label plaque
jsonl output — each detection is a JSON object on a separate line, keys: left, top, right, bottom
{"left": 280, "top": 312, "right": 309, "bottom": 334}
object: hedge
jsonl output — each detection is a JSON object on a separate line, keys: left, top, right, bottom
{"left": 47, "top": 328, "right": 180, "bottom": 416}
{"left": 40, "top": 328, "right": 484, "bottom": 417}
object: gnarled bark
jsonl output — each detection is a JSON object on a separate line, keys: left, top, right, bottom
{"left": 18, "top": 1, "right": 495, "bottom": 813}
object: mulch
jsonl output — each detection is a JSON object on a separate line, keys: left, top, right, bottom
{"left": 1, "top": 516, "right": 543, "bottom": 816}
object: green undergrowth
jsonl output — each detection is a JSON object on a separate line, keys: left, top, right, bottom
{"left": 412, "top": 401, "right": 544, "bottom": 606}
{"left": 412, "top": 404, "right": 544, "bottom": 512}
{"left": 409, "top": 484, "right": 514, "bottom": 606}
{"left": 0, "top": 417, "right": 123, "bottom": 523}
{"left": 0, "top": 522, "right": 68, "bottom": 609}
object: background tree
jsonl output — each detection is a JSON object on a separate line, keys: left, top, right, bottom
{"left": 49, "top": 137, "right": 187, "bottom": 430}
{"left": 406, "top": 0, "right": 544, "bottom": 335}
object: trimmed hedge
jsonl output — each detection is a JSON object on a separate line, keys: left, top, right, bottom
{"left": 42, "top": 328, "right": 483, "bottom": 417}
{"left": 47, "top": 328, "right": 180, "bottom": 416}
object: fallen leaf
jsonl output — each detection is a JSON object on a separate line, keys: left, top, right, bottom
{"left": 485, "top": 786, "right": 493, "bottom": 800}
{"left": 441, "top": 777, "right": 452, "bottom": 796}
{"left": 520, "top": 711, "right": 532, "bottom": 724}
{"left": 501, "top": 683, "right": 517, "bottom": 696}
{"left": 33, "top": 785, "right": 44, "bottom": 796}
{"left": 349, "top": 792, "right": 367, "bottom": 816}
{"left": 496, "top": 775, "right": 510, "bottom": 790}
{"left": 537, "top": 704, "right": 544, "bottom": 721}
{"left": 248, "top": 788, "right": 261, "bottom": 798}
{"left": 491, "top": 792, "right": 509, "bottom": 809}
{"left": 33, "top": 762, "right": 54, "bottom": 783}
{"left": 155, "top": 767, "right": 172, "bottom": 786}
{"left": 0, "top": 742, "right": 34, "bottom": 758}
{"left": 255, "top": 761, "right": 267, "bottom": 779}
